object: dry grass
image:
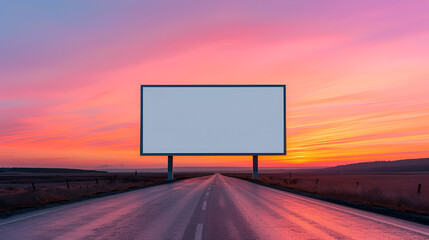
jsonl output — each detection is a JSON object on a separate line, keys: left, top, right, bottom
{"left": 225, "top": 173, "right": 429, "bottom": 215}
{"left": 0, "top": 172, "right": 209, "bottom": 213}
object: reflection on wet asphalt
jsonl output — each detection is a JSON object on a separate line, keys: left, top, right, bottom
{"left": 0, "top": 174, "right": 427, "bottom": 239}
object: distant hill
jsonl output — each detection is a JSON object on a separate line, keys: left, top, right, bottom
{"left": 0, "top": 168, "right": 107, "bottom": 174}
{"left": 322, "top": 158, "right": 429, "bottom": 173}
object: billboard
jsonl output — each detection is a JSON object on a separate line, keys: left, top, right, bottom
{"left": 140, "top": 85, "right": 285, "bottom": 155}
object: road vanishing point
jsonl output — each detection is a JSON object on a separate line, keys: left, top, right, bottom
{"left": 0, "top": 174, "right": 428, "bottom": 240}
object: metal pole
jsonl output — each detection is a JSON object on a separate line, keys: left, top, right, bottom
{"left": 168, "top": 155, "right": 173, "bottom": 181}
{"left": 253, "top": 155, "right": 258, "bottom": 179}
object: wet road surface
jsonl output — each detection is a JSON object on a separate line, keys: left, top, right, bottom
{"left": 0, "top": 173, "right": 428, "bottom": 239}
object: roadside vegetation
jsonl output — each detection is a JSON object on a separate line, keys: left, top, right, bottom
{"left": 0, "top": 171, "right": 210, "bottom": 215}
{"left": 225, "top": 172, "right": 429, "bottom": 215}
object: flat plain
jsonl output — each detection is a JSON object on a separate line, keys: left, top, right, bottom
{"left": 226, "top": 172, "right": 429, "bottom": 215}
{"left": 0, "top": 170, "right": 210, "bottom": 214}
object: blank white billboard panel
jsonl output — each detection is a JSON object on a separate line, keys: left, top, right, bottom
{"left": 140, "top": 85, "right": 285, "bottom": 155}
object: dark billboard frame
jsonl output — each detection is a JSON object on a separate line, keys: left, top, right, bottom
{"left": 140, "top": 85, "right": 286, "bottom": 156}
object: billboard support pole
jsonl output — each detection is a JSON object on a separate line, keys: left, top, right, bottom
{"left": 253, "top": 155, "right": 258, "bottom": 178}
{"left": 168, "top": 155, "right": 173, "bottom": 181}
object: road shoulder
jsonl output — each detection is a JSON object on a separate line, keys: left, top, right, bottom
{"left": 228, "top": 175, "right": 429, "bottom": 226}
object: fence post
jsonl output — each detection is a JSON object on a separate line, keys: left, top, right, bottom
{"left": 32, "top": 182, "right": 36, "bottom": 191}
{"left": 95, "top": 178, "right": 99, "bottom": 184}
{"left": 66, "top": 181, "right": 70, "bottom": 190}
{"left": 316, "top": 178, "right": 319, "bottom": 184}
{"left": 418, "top": 184, "right": 421, "bottom": 193}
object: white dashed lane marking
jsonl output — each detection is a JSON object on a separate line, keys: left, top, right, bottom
{"left": 195, "top": 223, "right": 203, "bottom": 240}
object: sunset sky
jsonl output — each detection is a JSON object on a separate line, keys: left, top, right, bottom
{"left": 1, "top": 1, "right": 429, "bottom": 169}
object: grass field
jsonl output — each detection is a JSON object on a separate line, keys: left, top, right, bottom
{"left": 2, "top": 169, "right": 428, "bottom": 216}
{"left": 225, "top": 172, "right": 429, "bottom": 215}
{"left": 0, "top": 171, "right": 210, "bottom": 214}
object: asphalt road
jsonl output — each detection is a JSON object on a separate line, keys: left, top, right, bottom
{"left": 0, "top": 174, "right": 428, "bottom": 240}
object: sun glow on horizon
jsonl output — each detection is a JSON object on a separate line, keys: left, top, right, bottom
{"left": 1, "top": 1, "right": 429, "bottom": 169}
